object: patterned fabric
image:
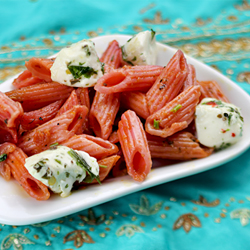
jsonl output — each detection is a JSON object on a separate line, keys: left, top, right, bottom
{"left": 1, "top": 0, "right": 250, "bottom": 249}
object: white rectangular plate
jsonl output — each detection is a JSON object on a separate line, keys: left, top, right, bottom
{"left": 1, "top": 35, "right": 250, "bottom": 226}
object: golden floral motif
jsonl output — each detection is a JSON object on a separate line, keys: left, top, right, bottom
{"left": 227, "top": 15, "right": 238, "bottom": 22}
{"left": 191, "top": 195, "right": 220, "bottom": 207}
{"left": 143, "top": 11, "right": 169, "bottom": 24}
{"left": 63, "top": 230, "right": 94, "bottom": 248}
{"left": 195, "top": 17, "right": 212, "bottom": 26}
{"left": 42, "top": 38, "right": 53, "bottom": 46}
{"left": 235, "top": 0, "right": 250, "bottom": 10}
{"left": 139, "top": 3, "right": 156, "bottom": 14}
{"left": 79, "top": 208, "right": 105, "bottom": 225}
{"left": 237, "top": 71, "right": 250, "bottom": 83}
{"left": 173, "top": 213, "right": 201, "bottom": 233}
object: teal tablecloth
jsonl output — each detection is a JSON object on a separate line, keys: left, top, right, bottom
{"left": 0, "top": 1, "right": 250, "bottom": 249}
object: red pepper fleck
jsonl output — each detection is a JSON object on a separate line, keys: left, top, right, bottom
{"left": 221, "top": 129, "right": 226, "bottom": 133}
{"left": 206, "top": 101, "right": 217, "bottom": 107}
{"left": 232, "top": 133, "right": 236, "bottom": 137}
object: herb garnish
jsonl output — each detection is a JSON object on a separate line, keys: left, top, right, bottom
{"left": 151, "top": 29, "right": 156, "bottom": 40}
{"left": 0, "top": 154, "right": 7, "bottom": 162}
{"left": 67, "top": 62, "right": 98, "bottom": 80}
{"left": 171, "top": 104, "right": 182, "bottom": 113}
{"left": 68, "top": 149, "right": 101, "bottom": 184}
{"left": 214, "top": 142, "right": 231, "bottom": 151}
{"left": 153, "top": 119, "right": 160, "bottom": 129}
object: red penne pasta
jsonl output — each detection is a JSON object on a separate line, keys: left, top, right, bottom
{"left": 18, "top": 105, "right": 88, "bottom": 155}
{"left": 56, "top": 90, "right": 79, "bottom": 117}
{"left": 0, "top": 121, "right": 18, "bottom": 144}
{"left": 75, "top": 88, "right": 90, "bottom": 109}
{"left": 111, "top": 148, "right": 127, "bottom": 177}
{"left": 118, "top": 110, "right": 152, "bottom": 182}
{"left": 25, "top": 58, "right": 54, "bottom": 82}
{"left": 6, "top": 147, "right": 50, "bottom": 200}
{"left": 100, "top": 40, "right": 122, "bottom": 69}
{"left": 94, "top": 65, "right": 163, "bottom": 94}
{"left": 20, "top": 99, "right": 64, "bottom": 130}
{"left": 121, "top": 91, "right": 150, "bottom": 119}
{"left": 108, "top": 130, "right": 119, "bottom": 144}
{"left": 0, "top": 142, "right": 16, "bottom": 181}
{"left": 146, "top": 50, "right": 188, "bottom": 114}
{"left": 198, "top": 80, "right": 229, "bottom": 102}
{"left": 90, "top": 155, "right": 121, "bottom": 184}
{"left": 145, "top": 86, "right": 200, "bottom": 138}
{"left": 62, "top": 134, "right": 119, "bottom": 160}
{"left": 148, "top": 132, "right": 213, "bottom": 160}
{"left": 182, "top": 64, "right": 197, "bottom": 91}
{"left": 89, "top": 91, "right": 120, "bottom": 140}
{"left": 6, "top": 82, "right": 73, "bottom": 112}
{"left": 0, "top": 91, "right": 23, "bottom": 128}
{"left": 12, "top": 70, "right": 45, "bottom": 89}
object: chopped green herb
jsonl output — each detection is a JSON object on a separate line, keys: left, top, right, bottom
{"left": 68, "top": 149, "right": 101, "bottom": 184}
{"left": 132, "top": 56, "right": 137, "bottom": 61}
{"left": 4, "top": 119, "right": 7, "bottom": 124}
{"left": 39, "top": 117, "right": 43, "bottom": 121}
{"left": 228, "top": 113, "right": 233, "bottom": 125}
{"left": 202, "top": 100, "right": 223, "bottom": 106}
{"left": 41, "top": 167, "right": 52, "bottom": 179}
{"left": 111, "top": 55, "right": 114, "bottom": 62}
{"left": 50, "top": 142, "right": 59, "bottom": 148}
{"left": 65, "top": 172, "right": 70, "bottom": 178}
{"left": 0, "top": 154, "right": 7, "bottom": 162}
{"left": 33, "top": 160, "right": 46, "bottom": 173}
{"left": 65, "top": 184, "right": 69, "bottom": 189}
{"left": 99, "top": 165, "right": 107, "bottom": 168}
{"left": 151, "top": 29, "right": 156, "bottom": 40}
{"left": 214, "top": 142, "right": 231, "bottom": 151}
{"left": 82, "top": 45, "right": 91, "bottom": 56}
{"left": 171, "top": 104, "right": 182, "bottom": 113}
{"left": 55, "top": 159, "right": 61, "bottom": 164}
{"left": 67, "top": 62, "right": 98, "bottom": 80}
{"left": 101, "top": 62, "right": 105, "bottom": 74}
{"left": 153, "top": 119, "right": 160, "bottom": 129}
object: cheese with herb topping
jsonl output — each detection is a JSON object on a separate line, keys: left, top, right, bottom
{"left": 121, "top": 30, "right": 157, "bottom": 66}
{"left": 195, "top": 98, "right": 244, "bottom": 150}
{"left": 50, "top": 40, "right": 104, "bottom": 87}
{"left": 25, "top": 146, "right": 100, "bottom": 197}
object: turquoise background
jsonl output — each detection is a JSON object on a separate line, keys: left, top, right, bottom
{"left": 0, "top": 0, "right": 250, "bottom": 249}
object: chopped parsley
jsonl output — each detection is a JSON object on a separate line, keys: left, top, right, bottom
{"left": 171, "top": 104, "right": 182, "bottom": 113}
{"left": 0, "top": 154, "right": 7, "bottom": 162}
{"left": 153, "top": 119, "right": 160, "bottom": 129}
{"left": 214, "top": 142, "right": 231, "bottom": 151}
{"left": 67, "top": 62, "right": 98, "bottom": 80}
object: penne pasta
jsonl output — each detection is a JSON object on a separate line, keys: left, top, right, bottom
{"left": 94, "top": 65, "right": 163, "bottom": 94}
{"left": 20, "top": 99, "right": 64, "bottom": 130}
{"left": 25, "top": 57, "right": 54, "bottom": 82}
{"left": 90, "top": 155, "right": 120, "bottom": 184}
{"left": 118, "top": 110, "right": 152, "bottom": 182}
{"left": 0, "top": 91, "right": 23, "bottom": 128}
{"left": 89, "top": 91, "right": 120, "bottom": 140}
{"left": 6, "top": 82, "right": 73, "bottom": 112}
{"left": 56, "top": 90, "right": 79, "bottom": 117}
{"left": 198, "top": 80, "right": 229, "bottom": 103}
{"left": 0, "top": 142, "right": 16, "bottom": 181}
{"left": 0, "top": 121, "right": 18, "bottom": 144}
{"left": 108, "top": 130, "right": 119, "bottom": 144}
{"left": 6, "top": 147, "right": 50, "bottom": 200}
{"left": 62, "top": 134, "right": 119, "bottom": 160}
{"left": 18, "top": 105, "right": 88, "bottom": 155}
{"left": 146, "top": 50, "right": 188, "bottom": 114}
{"left": 182, "top": 64, "right": 197, "bottom": 91}
{"left": 100, "top": 40, "right": 122, "bottom": 70}
{"left": 148, "top": 132, "right": 213, "bottom": 160}
{"left": 121, "top": 91, "right": 150, "bottom": 120}
{"left": 145, "top": 86, "right": 201, "bottom": 138}
{"left": 13, "top": 70, "right": 45, "bottom": 89}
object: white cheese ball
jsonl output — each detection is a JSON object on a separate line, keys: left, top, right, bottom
{"left": 25, "top": 146, "right": 99, "bottom": 197}
{"left": 121, "top": 30, "right": 157, "bottom": 65}
{"left": 50, "top": 40, "right": 103, "bottom": 87}
{"left": 195, "top": 98, "right": 244, "bottom": 150}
